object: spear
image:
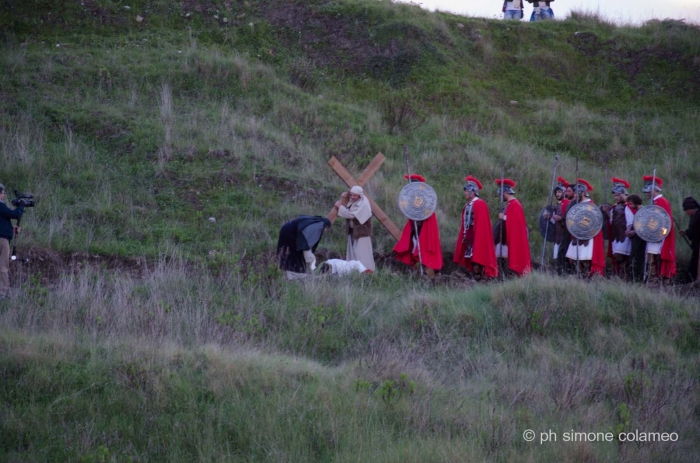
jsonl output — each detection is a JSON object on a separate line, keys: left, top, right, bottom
{"left": 499, "top": 161, "right": 505, "bottom": 279}
{"left": 540, "top": 155, "right": 559, "bottom": 271}
{"left": 603, "top": 156, "right": 609, "bottom": 207}
{"left": 404, "top": 146, "right": 423, "bottom": 277}
{"left": 673, "top": 216, "right": 692, "bottom": 250}
{"left": 643, "top": 165, "right": 657, "bottom": 284}
{"left": 675, "top": 188, "right": 693, "bottom": 250}
{"left": 575, "top": 157, "right": 580, "bottom": 278}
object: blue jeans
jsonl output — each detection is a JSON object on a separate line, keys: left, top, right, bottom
{"left": 530, "top": 8, "right": 554, "bottom": 21}
{"left": 503, "top": 10, "right": 520, "bottom": 20}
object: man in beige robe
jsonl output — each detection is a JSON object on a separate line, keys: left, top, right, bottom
{"left": 334, "top": 185, "right": 375, "bottom": 272}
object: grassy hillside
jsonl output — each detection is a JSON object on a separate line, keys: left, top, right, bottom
{"left": 2, "top": 270, "right": 700, "bottom": 462}
{"left": 1, "top": 0, "right": 699, "bottom": 261}
{"left": 1, "top": 1, "right": 700, "bottom": 461}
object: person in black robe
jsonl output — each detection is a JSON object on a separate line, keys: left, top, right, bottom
{"left": 680, "top": 197, "right": 700, "bottom": 281}
{"left": 276, "top": 215, "right": 331, "bottom": 278}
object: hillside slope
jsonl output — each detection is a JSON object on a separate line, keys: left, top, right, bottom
{"left": 1, "top": 0, "right": 700, "bottom": 262}
{"left": 1, "top": 2, "right": 700, "bottom": 462}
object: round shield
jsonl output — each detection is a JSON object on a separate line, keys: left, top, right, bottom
{"left": 398, "top": 182, "right": 437, "bottom": 221}
{"left": 633, "top": 205, "right": 671, "bottom": 243}
{"left": 566, "top": 202, "right": 604, "bottom": 240}
{"left": 538, "top": 205, "right": 557, "bottom": 243}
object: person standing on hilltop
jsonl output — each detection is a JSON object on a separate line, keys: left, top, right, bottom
{"left": 641, "top": 175, "right": 676, "bottom": 285}
{"left": 454, "top": 176, "right": 498, "bottom": 282}
{"left": 393, "top": 174, "right": 443, "bottom": 275}
{"left": 494, "top": 179, "right": 532, "bottom": 277}
{"left": 502, "top": 0, "right": 525, "bottom": 20}
{"left": 565, "top": 179, "right": 606, "bottom": 278}
{"left": 679, "top": 197, "right": 700, "bottom": 281}
{"left": 335, "top": 185, "right": 375, "bottom": 272}
{"left": 608, "top": 177, "right": 633, "bottom": 279}
{"left": 528, "top": 0, "right": 554, "bottom": 21}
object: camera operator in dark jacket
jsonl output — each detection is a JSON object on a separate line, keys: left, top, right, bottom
{"left": 0, "top": 183, "right": 24, "bottom": 298}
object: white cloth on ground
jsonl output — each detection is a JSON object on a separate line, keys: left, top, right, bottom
{"left": 324, "top": 259, "right": 368, "bottom": 275}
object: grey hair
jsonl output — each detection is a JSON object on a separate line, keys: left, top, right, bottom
{"left": 0, "top": 183, "right": 5, "bottom": 194}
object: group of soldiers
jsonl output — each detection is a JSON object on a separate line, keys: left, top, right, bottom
{"left": 393, "top": 173, "right": 697, "bottom": 285}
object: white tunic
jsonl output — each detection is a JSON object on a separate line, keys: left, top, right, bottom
{"left": 645, "top": 195, "right": 665, "bottom": 255}
{"left": 338, "top": 198, "right": 376, "bottom": 272}
{"left": 566, "top": 199, "right": 595, "bottom": 261}
{"left": 611, "top": 206, "right": 634, "bottom": 256}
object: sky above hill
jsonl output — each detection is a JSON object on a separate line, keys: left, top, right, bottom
{"left": 396, "top": 0, "right": 700, "bottom": 25}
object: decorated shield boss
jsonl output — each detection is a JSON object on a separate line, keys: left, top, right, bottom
{"left": 633, "top": 205, "right": 671, "bottom": 243}
{"left": 398, "top": 182, "right": 438, "bottom": 221}
{"left": 538, "top": 205, "right": 557, "bottom": 243}
{"left": 566, "top": 202, "right": 604, "bottom": 240}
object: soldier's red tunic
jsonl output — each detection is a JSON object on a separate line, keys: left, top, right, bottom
{"left": 454, "top": 198, "right": 498, "bottom": 278}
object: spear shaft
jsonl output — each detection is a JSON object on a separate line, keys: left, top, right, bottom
{"left": 499, "top": 161, "right": 505, "bottom": 279}
{"left": 643, "top": 165, "right": 657, "bottom": 284}
{"left": 575, "top": 158, "right": 580, "bottom": 277}
{"left": 540, "top": 155, "right": 559, "bottom": 270}
{"left": 404, "top": 146, "right": 423, "bottom": 277}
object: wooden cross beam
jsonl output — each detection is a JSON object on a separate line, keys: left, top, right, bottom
{"left": 327, "top": 153, "right": 402, "bottom": 241}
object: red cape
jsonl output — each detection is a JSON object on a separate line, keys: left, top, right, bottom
{"left": 654, "top": 196, "right": 677, "bottom": 278}
{"left": 454, "top": 199, "right": 498, "bottom": 278}
{"left": 393, "top": 213, "right": 443, "bottom": 271}
{"left": 504, "top": 199, "right": 531, "bottom": 276}
{"left": 561, "top": 198, "right": 571, "bottom": 215}
{"left": 588, "top": 200, "right": 606, "bottom": 276}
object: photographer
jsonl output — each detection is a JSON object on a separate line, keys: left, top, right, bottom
{"left": 0, "top": 183, "right": 24, "bottom": 299}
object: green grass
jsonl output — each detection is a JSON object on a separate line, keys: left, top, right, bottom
{"left": 1, "top": 1, "right": 700, "bottom": 461}
{"left": 1, "top": 269, "right": 699, "bottom": 462}
{"left": 1, "top": 1, "right": 699, "bottom": 261}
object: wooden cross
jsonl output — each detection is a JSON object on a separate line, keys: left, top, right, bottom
{"left": 327, "top": 153, "right": 402, "bottom": 241}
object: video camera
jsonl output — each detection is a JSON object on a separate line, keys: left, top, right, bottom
{"left": 11, "top": 190, "right": 35, "bottom": 208}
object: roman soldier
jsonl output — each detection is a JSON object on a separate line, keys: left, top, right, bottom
{"left": 494, "top": 178, "right": 531, "bottom": 276}
{"left": 548, "top": 176, "right": 572, "bottom": 273}
{"left": 393, "top": 174, "right": 444, "bottom": 273}
{"left": 642, "top": 175, "right": 676, "bottom": 284}
{"left": 454, "top": 176, "right": 498, "bottom": 281}
{"left": 609, "top": 177, "right": 633, "bottom": 278}
{"left": 565, "top": 179, "right": 606, "bottom": 277}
